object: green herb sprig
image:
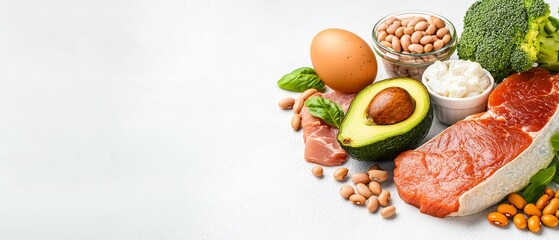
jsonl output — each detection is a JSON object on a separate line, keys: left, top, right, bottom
{"left": 304, "top": 96, "right": 345, "bottom": 128}
{"left": 522, "top": 132, "right": 559, "bottom": 203}
{"left": 277, "top": 67, "right": 325, "bottom": 92}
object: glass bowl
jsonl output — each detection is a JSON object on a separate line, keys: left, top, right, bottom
{"left": 372, "top": 11, "right": 457, "bottom": 80}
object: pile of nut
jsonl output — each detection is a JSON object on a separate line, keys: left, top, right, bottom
{"left": 278, "top": 88, "right": 318, "bottom": 131}
{"left": 312, "top": 164, "right": 396, "bottom": 219}
{"left": 487, "top": 189, "right": 559, "bottom": 233}
{"left": 376, "top": 15, "right": 451, "bottom": 54}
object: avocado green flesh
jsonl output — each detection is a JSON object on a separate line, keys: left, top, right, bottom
{"left": 337, "top": 78, "right": 433, "bottom": 161}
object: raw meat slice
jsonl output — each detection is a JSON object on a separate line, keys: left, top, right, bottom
{"left": 301, "top": 91, "right": 355, "bottom": 166}
{"left": 394, "top": 68, "right": 559, "bottom": 217}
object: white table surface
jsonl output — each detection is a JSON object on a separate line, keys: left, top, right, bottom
{"left": 2, "top": 0, "right": 559, "bottom": 239}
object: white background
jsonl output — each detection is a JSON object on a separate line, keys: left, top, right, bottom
{"left": 1, "top": 0, "right": 558, "bottom": 239}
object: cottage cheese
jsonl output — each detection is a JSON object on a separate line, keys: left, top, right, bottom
{"left": 423, "top": 60, "right": 491, "bottom": 98}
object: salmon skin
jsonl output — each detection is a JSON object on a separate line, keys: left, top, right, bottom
{"left": 394, "top": 68, "right": 559, "bottom": 217}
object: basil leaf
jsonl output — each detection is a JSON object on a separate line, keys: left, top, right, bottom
{"left": 551, "top": 132, "right": 559, "bottom": 150}
{"left": 304, "top": 96, "right": 345, "bottom": 128}
{"left": 523, "top": 162, "right": 557, "bottom": 203}
{"left": 555, "top": 156, "right": 559, "bottom": 184}
{"left": 277, "top": 67, "right": 325, "bottom": 92}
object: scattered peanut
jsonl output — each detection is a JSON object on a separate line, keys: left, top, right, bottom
{"left": 367, "top": 196, "right": 379, "bottom": 212}
{"left": 352, "top": 172, "right": 371, "bottom": 185}
{"left": 380, "top": 206, "right": 396, "bottom": 218}
{"left": 340, "top": 185, "right": 354, "bottom": 199}
{"left": 311, "top": 166, "right": 323, "bottom": 177}
{"left": 368, "top": 170, "right": 389, "bottom": 183}
{"left": 356, "top": 183, "right": 373, "bottom": 198}
{"left": 543, "top": 198, "right": 559, "bottom": 215}
{"left": 497, "top": 204, "right": 517, "bottom": 217}
{"left": 508, "top": 193, "right": 527, "bottom": 210}
{"left": 528, "top": 215, "right": 541, "bottom": 233}
{"left": 349, "top": 194, "right": 366, "bottom": 206}
{"left": 291, "top": 114, "right": 301, "bottom": 131}
{"left": 487, "top": 212, "right": 508, "bottom": 227}
{"left": 333, "top": 167, "right": 349, "bottom": 181}
{"left": 513, "top": 213, "right": 527, "bottom": 230}
{"left": 535, "top": 194, "right": 550, "bottom": 210}
{"left": 524, "top": 204, "right": 542, "bottom": 217}
{"left": 541, "top": 214, "right": 559, "bottom": 227}
{"left": 278, "top": 97, "right": 295, "bottom": 110}
{"left": 368, "top": 181, "right": 382, "bottom": 196}
{"left": 378, "top": 190, "right": 391, "bottom": 207}
{"left": 293, "top": 88, "right": 317, "bottom": 114}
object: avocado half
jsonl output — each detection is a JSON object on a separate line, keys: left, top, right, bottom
{"left": 337, "top": 77, "right": 433, "bottom": 161}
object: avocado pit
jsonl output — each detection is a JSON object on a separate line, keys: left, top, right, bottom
{"left": 366, "top": 87, "right": 415, "bottom": 125}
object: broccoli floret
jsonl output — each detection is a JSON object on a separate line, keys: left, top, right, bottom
{"left": 458, "top": 0, "right": 559, "bottom": 83}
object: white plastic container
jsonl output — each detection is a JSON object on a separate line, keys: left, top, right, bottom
{"left": 421, "top": 60, "right": 495, "bottom": 125}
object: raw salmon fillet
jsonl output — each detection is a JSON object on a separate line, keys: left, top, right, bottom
{"left": 301, "top": 91, "right": 355, "bottom": 166}
{"left": 394, "top": 68, "right": 559, "bottom": 217}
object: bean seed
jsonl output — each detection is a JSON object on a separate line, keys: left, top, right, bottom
{"left": 425, "top": 24, "right": 436, "bottom": 35}
{"left": 436, "top": 27, "right": 449, "bottom": 38}
{"left": 544, "top": 187, "right": 554, "bottom": 197}
{"left": 368, "top": 181, "right": 382, "bottom": 196}
{"left": 497, "top": 204, "right": 517, "bottom": 217}
{"left": 352, "top": 172, "right": 371, "bottom": 185}
{"left": 311, "top": 166, "right": 323, "bottom": 177}
{"left": 408, "top": 43, "right": 424, "bottom": 54}
{"left": 385, "top": 35, "right": 394, "bottom": 42}
{"left": 340, "top": 185, "right": 354, "bottom": 199}
{"left": 381, "top": 41, "right": 392, "bottom": 49}
{"left": 395, "top": 27, "right": 404, "bottom": 38}
{"left": 411, "top": 31, "right": 422, "bottom": 44}
{"left": 378, "top": 23, "right": 388, "bottom": 32}
{"left": 368, "top": 164, "right": 380, "bottom": 171}
{"left": 356, "top": 183, "right": 373, "bottom": 198}
{"left": 407, "top": 17, "right": 421, "bottom": 28}
{"left": 368, "top": 170, "right": 388, "bottom": 183}
{"left": 508, "top": 193, "right": 527, "bottom": 209}
{"left": 536, "top": 194, "right": 550, "bottom": 210}
{"left": 349, "top": 194, "right": 366, "bottom": 206}
{"left": 420, "top": 35, "right": 434, "bottom": 45}
{"left": 385, "top": 17, "right": 397, "bottom": 25}
{"left": 433, "top": 40, "right": 445, "bottom": 51}
{"left": 487, "top": 212, "right": 508, "bottom": 226}
{"left": 291, "top": 114, "right": 301, "bottom": 131}
{"left": 278, "top": 97, "right": 295, "bottom": 109}
{"left": 433, "top": 17, "right": 446, "bottom": 28}
{"left": 386, "top": 21, "right": 401, "bottom": 35}
{"left": 401, "top": 17, "right": 411, "bottom": 27}
{"left": 556, "top": 190, "right": 559, "bottom": 198}
{"left": 424, "top": 44, "right": 433, "bottom": 53}
{"left": 378, "top": 190, "right": 391, "bottom": 207}
{"left": 556, "top": 209, "right": 559, "bottom": 218}
{"left": 442, "top": 34, "right": 451, "bottom": 44}
{"left": 543, "top": 198, "right": 559, "bottom": 215}
{"left": 400, "top": 35, "right": 411, "bottom": 51}
{"left": 380, "top": 206, "right": 396, "bottom": 218}
{"left": 377, "top": 31, "right": 388, "bottom": 41}
{"left": 333, "top": 168, "right": 349, "bottom": 181}
{"left": 541, "top": 214, "right": 559, "bottom": 227}
{"left": 528, "top": 215, "right": 541, "bottom": 233}
{"left": 392, "top": 37, "right": 401, "bottom": 52}
{"left": 414, "top": 21, "right": 428, "bottom": 31}
{"left": 404, "top": 27, "right": 414, "bottom": 35}
{"left": 293, "top": 88, "right": 317, "bottom": 114}
{"left": 367, "top": 196, "right": 379, "bottom": 212}
{"left": 524, "top": 203, "right": 542, "bottom": 217}
{"left": 513, "top": 213, "right": 527, "bottom": 230}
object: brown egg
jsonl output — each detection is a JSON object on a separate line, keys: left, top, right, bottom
{"left": 310, "top": 28, "right": 378, "bottom": 93}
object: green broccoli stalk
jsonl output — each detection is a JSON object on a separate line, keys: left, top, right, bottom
{"left": 458, "top": 0, "right": 559, "bottom": 83}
